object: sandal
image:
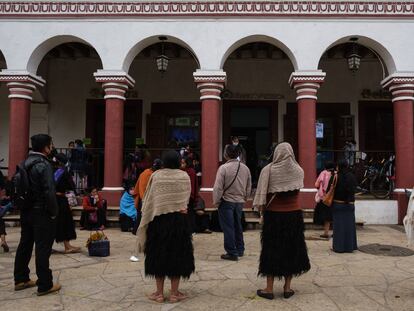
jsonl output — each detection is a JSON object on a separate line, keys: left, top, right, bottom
{"left": 256, "top": 289, "right": 274, "bottom": 300}
{"left": 1, "top": 242, "right": 9, "bottom": 253}
{"left": 169, "top": 291, "right": 187, "bottom": 303}
{"left": 148, "top": 293, "right": 164, "bottom": 303}
{"left": 283, "top": 290, "right": 295, "bottom": 299}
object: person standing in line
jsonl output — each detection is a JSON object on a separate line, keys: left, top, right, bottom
{"left": 231, "top": 136, "right": 247, "bottom": 164}
{"left": 129, "top": 158, "right": 163, "bottom": 262}
{"left": 14, "top": 134, "right": 61, "bottom": 296}
{"left": 0, "top": 182, "right": 12, "bottom": 252}
{"left": 254, "top": 142, "right": 310, "bottom": 300}
{"left": 136, "top": 150, "right": 194, "bottom": 303}
{"left": 313, "top": 161, "right": 336, "bottom": 239}
{"left": 213, "top": 144, "right": 252, "bottom": 261}
{"left": 53, "top": 153, "right": 80, "bottom": 253}
{"left": 332, "top": 159, "right": 358, "bottom": 253}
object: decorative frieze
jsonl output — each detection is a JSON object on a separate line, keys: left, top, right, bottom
{"left": 1, "top": 1, "right": 414, "bottom": 19}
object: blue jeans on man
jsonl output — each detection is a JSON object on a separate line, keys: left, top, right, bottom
{"left": 218, "top": 200, "right": 244, "bottom": 257}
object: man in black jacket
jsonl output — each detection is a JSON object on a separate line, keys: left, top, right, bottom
{"left": 14, "top": 134, "right": 61, "bottom": 296}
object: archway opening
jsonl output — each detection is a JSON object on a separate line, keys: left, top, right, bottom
{"left": 222, "top": 41, "right": 295, "bottom": 183}
{"left": 313, "top": 39, "right": 393, "bottom": 174}
{"left": 35, "top": 42, "right": 103, "bottom": 190}
{"left": 107, "top": 39, "right": 200, "bottom": 184}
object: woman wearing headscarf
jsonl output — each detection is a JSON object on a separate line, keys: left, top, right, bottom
{"left": 332, "top": 159, "right": 358, "bottom": 253}
{"left": 136, "top": 150, "right": 194, "bottom": 304}
{"left": 403, "top": 188, "right": 414, "bottom": 247}
{"left": 119, "top": 184, "right": 137, "bottom": 232}
{"left": 253, "top": 142, "right": 310, "bottom": 300}
{"left": 54, "top": 153, "right": 80, "bottom": 253}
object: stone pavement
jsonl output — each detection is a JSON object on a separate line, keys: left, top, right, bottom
{"left": 0, "top": 226, "right": 413, "bottom": 311}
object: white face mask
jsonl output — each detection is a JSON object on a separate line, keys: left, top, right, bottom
{"left": 233, "top": 142, "right": 239, "bottom": 146}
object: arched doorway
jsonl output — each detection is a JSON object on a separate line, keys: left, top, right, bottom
{"left": 34, "top": 40, "right": 103, "bottom": 189}
{"left": 222, "top": 40, "right": 296, "bottom": 183}
{"left": 315, "top": 37, "right": 393, "bottom": 172}
{"left": 125, "top": 37, "right": 200, "bottom": 161}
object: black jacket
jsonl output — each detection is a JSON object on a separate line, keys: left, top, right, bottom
{"left": 25, "top": 152, "right": 59, "bottom": 217}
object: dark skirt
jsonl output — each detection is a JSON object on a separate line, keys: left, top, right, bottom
{"left": 332, "top": 202, "right": 358, "bottom": 253}
{"left": 55, "top": 196, "right": 77, "bottom": 243}
{"left": 145, "top": 212, "right": 195, "bottom": 279}
{"left": 259, "top": 210, "right": 310, "bottom": 279}
{"left": 313, "top": 201, "right": 333, "bottom": 225}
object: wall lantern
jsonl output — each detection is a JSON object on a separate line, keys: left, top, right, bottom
{"left": 156, "top": 36, "right": 169, "bottom": 74}
{"left": 347, "top": 38, "right": 361, "bottom": 73}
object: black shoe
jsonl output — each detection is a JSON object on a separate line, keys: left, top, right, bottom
{"left": 257, "top": 289, "right": 274, "bottom": 300}
{"left": 283, "top": 290, "right": 295, "bottom": 299}
{"left": 220, "top": 254, "right": 238, "bottom": 261}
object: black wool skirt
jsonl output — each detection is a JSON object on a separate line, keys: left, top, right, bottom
{"left": 145, "top": 212, "right": 195, "bottom": 279}
{"left": 55, "top": 196, "right": 77, "bottom": 243}
{"left": 313, "top": 201, "right": 333, "bottom": 225}
{"left": 259, "top": 210, "right": 311, "bottom": 279}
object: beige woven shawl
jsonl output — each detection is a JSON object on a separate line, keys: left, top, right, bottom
{"left": 136, "top": 168, "right": 190, "bottom": 253}
{"left": 253, "top": 142, "right": 304, "bottom": 208}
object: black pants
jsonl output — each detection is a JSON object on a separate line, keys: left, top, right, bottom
{"left": 14, "top": 209, "right": 56, "bottom": 293}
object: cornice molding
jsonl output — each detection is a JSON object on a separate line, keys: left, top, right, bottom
{"left": 1, "top": 1, "right": 414, "bottom": 19}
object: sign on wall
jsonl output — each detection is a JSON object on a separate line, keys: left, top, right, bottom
{"left": 316, "top": 122, "right": 324, "bottom": 138}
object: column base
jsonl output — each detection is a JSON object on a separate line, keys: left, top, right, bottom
{"left": 99, "top": 189, "right": 123, "bottom": 206}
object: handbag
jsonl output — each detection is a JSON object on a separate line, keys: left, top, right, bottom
{"left": 89, "top": 211, "right": 98, "bottom": 223}
{"left": 322, "top": 174, "right": 338, "bottom": 207}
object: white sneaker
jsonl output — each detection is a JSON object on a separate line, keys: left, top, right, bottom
{"left": 130, "top": 256, "right": 139, "bottom": 262}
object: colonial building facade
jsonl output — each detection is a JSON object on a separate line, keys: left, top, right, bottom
{"left": 0, "top": 1, "right": 413, "bottom": 223}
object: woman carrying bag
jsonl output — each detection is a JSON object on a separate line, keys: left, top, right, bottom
{"left": 253, "top": 142, "right": 310, "bottom": 300}
{"left": 331, "top": 159, "right": 358, "bottom": 253}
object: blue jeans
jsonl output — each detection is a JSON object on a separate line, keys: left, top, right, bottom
{"left": 218, "top": 200, "right": 244, "bottom": 257}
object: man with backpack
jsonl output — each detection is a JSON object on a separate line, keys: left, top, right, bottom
{"left": 213, "top": 144, "right": 252, "bottom": 261}
{"left": 13, "top": 134, "right": 61, "bottom": 296}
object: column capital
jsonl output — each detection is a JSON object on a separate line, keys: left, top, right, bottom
{"left": 381, "top": 72, "right": 414, "bottom": 102}
{"left": 94, "top": 70, "right": 135, "bottom": 100}
{"left": 0, "top": 70, "right": 45, "bottom": 100}
{"left": 289, "top": 71, "right": 326, "bottom": 101}
{"left": 193, "top": 70, "right": 226, "bottom": 100}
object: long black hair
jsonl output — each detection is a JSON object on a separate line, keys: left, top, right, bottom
{"left": 162, "top": 150, "right": 180, "bottom": 169}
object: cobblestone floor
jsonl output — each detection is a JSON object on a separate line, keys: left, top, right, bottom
{"left": 0, "top": 225, "right": 413, "bottom": 311}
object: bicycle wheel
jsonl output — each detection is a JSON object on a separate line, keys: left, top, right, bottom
{"left": 370, "top": 174, "right": 391, "bottom": 199}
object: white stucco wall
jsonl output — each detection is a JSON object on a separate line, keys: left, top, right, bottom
{"left": 0, "top": 13, "right": 410, "bottom": 170}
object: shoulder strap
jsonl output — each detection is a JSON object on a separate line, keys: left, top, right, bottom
{"left": 223, "top": 161, "right": 241, "bottom": 195}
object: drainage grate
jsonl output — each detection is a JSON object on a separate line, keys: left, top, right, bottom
{"left": 359, "top": 244, "right": 414, "bottom": 257}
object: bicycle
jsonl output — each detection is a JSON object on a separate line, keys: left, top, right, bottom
{"left": 356, "top": 155, "right": 395, "bottom": 199}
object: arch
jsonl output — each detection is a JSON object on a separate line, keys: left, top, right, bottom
{"left": 220, "top": 35, "right": 298, "bottom": 70}
{"left": 122, "top": 35, "right": 200, "bottom": 73}
{"left": 317, "top": 35, "right": 396, "bottom": 76}
{"left": 27, "top": 35, "right": 103, "bottom": 74}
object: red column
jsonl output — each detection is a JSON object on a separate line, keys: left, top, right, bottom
{"left": 194, "top": 72, "right": 226, "bottom": 206}
{"left": 0, "top": 73, "right": 44, "bottom": 177}
{"left": 382, "top": 75, "right": 414, "bottom": 223}
{"left": 289, "top": 72, "right": 325, "bottom": 208}
{"left": 95, "top": 72, "right": 135, "bottom": 205}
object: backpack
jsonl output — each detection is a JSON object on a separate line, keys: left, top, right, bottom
{"left": 11, "top": 159, "right": 42, "bottom": 210}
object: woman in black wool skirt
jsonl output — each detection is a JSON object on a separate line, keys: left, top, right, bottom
{"left": 136, "top": 150, "right": 194, "bottom": 304}
{"left": 253, "top": 142, "right": 310, "bottom": 300}
{"left": 54, "top": 153, "right": 80, "bottom": 253}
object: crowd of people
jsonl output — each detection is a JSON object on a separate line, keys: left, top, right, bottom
{"left": 1, "top": 133, "right": 367, "bottom": 300}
